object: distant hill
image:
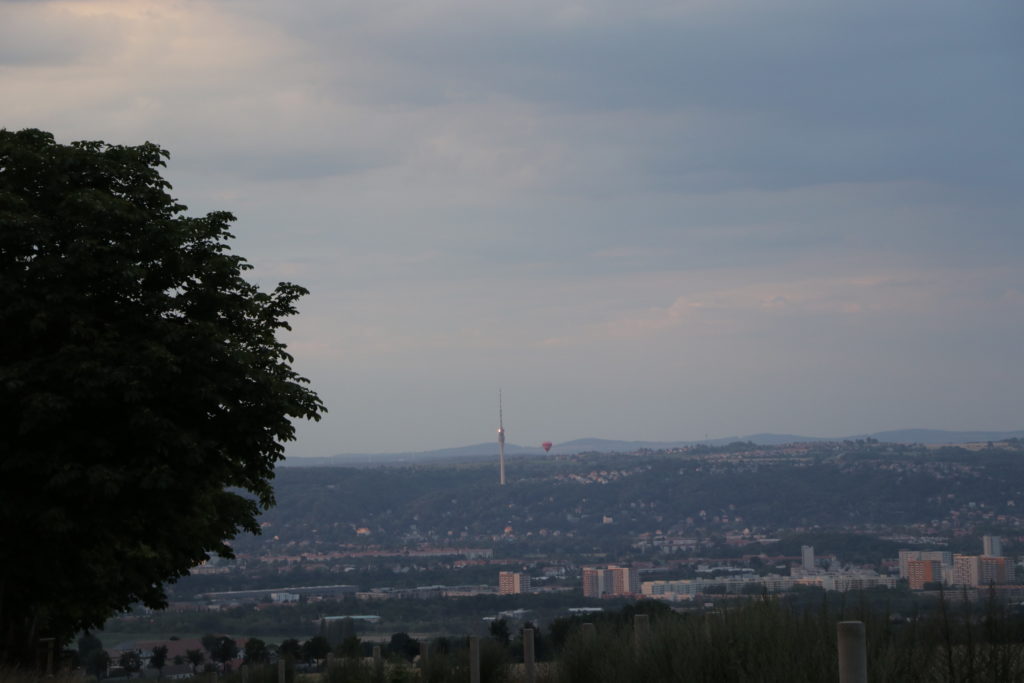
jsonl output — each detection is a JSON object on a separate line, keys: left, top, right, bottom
{"left": 848, "top": 429, "right": 1024, "bottom": 444}
{"left": 282, "top": 428, "right": 1023, "bottom": 467}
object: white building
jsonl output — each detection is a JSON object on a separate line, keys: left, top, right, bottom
{"left": 801, "top": 545, "right": 815, "bottom": 571}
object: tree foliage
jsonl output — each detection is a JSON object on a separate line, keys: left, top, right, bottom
{"left": 149, "top": 645, "right": 169, "bottom": 676}
{"left": 85, "top": 648, "right": 111, "bottom": 678}
{"left": 302, "top": 636, "right": 331, "bottom": 663}
{"left": 0, "top": 129, "right": 324, "bottom": 664}
{"left": 278, "top": 639, "right": 302, "bottom": 662}
{"left": 185, "top": 649, "right": 205, "bottom": 674}
{"left": 243, "top": 638, "right": 269, "bottom": 664}
{"left": 210, "top": 636, "right": 239, "bottom": 669}
{"left": 118, "top": 651, "right": 142, "bottom": 676}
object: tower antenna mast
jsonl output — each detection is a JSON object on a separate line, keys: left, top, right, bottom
{"left": 497, "top": 389, "right": 506, "bottom": 486}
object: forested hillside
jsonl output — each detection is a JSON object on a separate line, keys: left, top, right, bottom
{"left": 233, "top": 441, "right": 1024, "bottom": 556}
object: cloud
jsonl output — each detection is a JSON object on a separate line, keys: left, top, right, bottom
{"left": 2, "top": 0, "right": 1022, "bottom": 453}
{"left": 0, "top": 2, "right": 123, "bottom": 66}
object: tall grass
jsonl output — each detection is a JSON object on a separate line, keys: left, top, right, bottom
{"left": 15, "top": 592, "right": 1024, "bottom": 683}
{"left": 555, "top": 594, "right": 1024, "bottom": 683}
{"left": 0, "top": 670, "right": 85, "bottom": 683}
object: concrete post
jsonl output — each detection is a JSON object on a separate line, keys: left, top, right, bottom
{"left": 277, "top": 659, "right": 285, "bottom": 683}
{"left": 469, "top": 636, "right": 481, "bottom": 683}
{"left": 633, "top": 613, "right": 650, "bottom": 649}
{"left": 39, "top": 638, "right": 55, "bottom": 676}
{"left": 581, "top": 623, "right": 596, "bottom": 638}
{"left": 45, "top": 638, "right": 55, "bottom": 676}
{"left": 523, "top": 628, "right": 536, "bottom": 683}
{"left": 372, "top": 644, "right": 382, "bottom": 676}
{"left": 419, "top": 642, "right": 429, "bottom": 668}
{"left": 241, "top": 665, "right": 249, "bottom": 683}
{"left": 837, "top": 621, "right": 867, "bottom": 683}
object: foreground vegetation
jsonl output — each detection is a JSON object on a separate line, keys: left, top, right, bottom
{"left": 268, "top": 592, "right": 1024, "bottom": 682}
{"left": 25, "top": 591, "right": 1024, "bottom": 682}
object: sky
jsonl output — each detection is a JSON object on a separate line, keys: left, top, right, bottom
{"left": 2, "top": 0, "right": 1022, "bottom": 457}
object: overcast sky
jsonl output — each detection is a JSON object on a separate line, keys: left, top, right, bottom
{"left": 3, "top": 0, "right": 1022, "bottom": 457}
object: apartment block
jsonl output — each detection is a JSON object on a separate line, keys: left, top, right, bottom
{"left": 582, "top": 565, "right": 639, "bottom": 597}
{"left": 498, "top": 571, "right": 530, "bottom": 595}
{"left": 906, "top": 560, "right": 943, "bottom": 590}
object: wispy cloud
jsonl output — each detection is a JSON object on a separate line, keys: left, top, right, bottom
{"left": 2, "top": 0, "right": 1021, "bottom": 453}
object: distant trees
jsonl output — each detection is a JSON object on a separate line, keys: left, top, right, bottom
{"left": 386, "top": 632, "right": 420, "bottom": 661}
{"left": 185, "top": 649, "right": 205, "bottom": 674}
{"left": 77, "top": 634, "right": 104, "bottom": 665}
{"left": 84, "top": 649, "right": 111, "bottom": 678}
{"left": 202, "top": 635, "right": 238, "bottom": 671}
{"left": 118, "top": 651, "right": 142, "bottom": 677}
{"left": 278, "top": 639, "right": 302, "bottom": 661}
{"left": 149, "top": 645, "right": 168, "bottom": 678}
{"left": 243, "top": 638, "right": 269, "bottom": 664}
{"left": 489, "top": 618, "right": 510, "bottom": 646}
{"left": 336, "top": 636, "right": 362, "bottom": 659}
{"left": 302, "top": 636, "right": 331, "bottom": 664}
{"left": 0, "top": 128, "right": 325, "bottom": 665}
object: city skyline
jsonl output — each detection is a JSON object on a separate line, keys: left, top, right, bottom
{"left": 2, "top": 0, "right": 1021, "bottom": 457}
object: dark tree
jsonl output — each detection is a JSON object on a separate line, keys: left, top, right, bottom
{"left": 149, "top": 645, "right": 168, "bottom": 678}
{"left": 77, "top": 633, "right": 104, "bottom": 663}
{"left": 119, "top": 651, "right": 142, "bottom": 677}
{"left": 201, "top": 634, "right": 221, "bottom": 658}
{"left": 0, "top": 128, "right": 324, "bottom": 665}
{"left": 303, "top": 636, "right": 331, "bottom": 664}
{"left": 243, "top": 638, "right": 269, "bottom": 664}
{"left": 387, "top": 632, "right": 420, "bottom": 661}
{"left": 336, "top": 636, "right": 362, "bottom": 659}
{"left": 185, "top": 649, "right": 205, "bottom": 674}
{"left": 211, "top": 637, "right": 239, "bottom": 671}
{"left": 489, "top": 618, "right": 510, "bottom": 646}
{"left": 85, "top": 648, "right": 111, "bottom": 678}
{"left": 278, "top": 639, "right": 302, "bottom": 661}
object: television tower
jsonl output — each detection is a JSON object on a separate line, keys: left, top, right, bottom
{"left": 497, "top": 389, "right": 506, "bottom": 486}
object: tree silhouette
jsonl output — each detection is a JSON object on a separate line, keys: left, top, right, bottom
{"left": 119, "top": 651, "right": 142, "bottom": 677}
{"left": 243, "top": 638, "right": 269, "bottom": 664}
{"left": 0, "top": 128, "right": 325, "bottom": 665}
{"left": 185, "top": 649, "right": 205, "bottom": 674}
{"left": 149, "top": 645, "right": 168, "bottom": 678}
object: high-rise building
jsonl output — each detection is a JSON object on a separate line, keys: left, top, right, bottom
{"left": 498, "top": 571, "right": 530, "bottom": 595}
{"left": 951, "top": 554, "right": 979, "bottom": 586}
{"left": 582, "top": 566, "right": 639, "bottom": 597}
{"left": 983, "top": 535, "right": 1003, "bottom": 557}
{"left": 582, "top": 567, "right": 607, "bottom": 598}
{"left": 608, "top": 566, "right": 640, "bottom": 596}
{"left": 980, "top": 556, "right": 1012, "bottom": 585}
{"left": 898, "top": 550, "right": 953, "bottom": 579}
{"left": 951, "top": 554, "right": 1013, "bottom": 587}
{"left": 907, "top": 560, "right": 943, "bottom": 590}
{"left": 801, "top": 545, "right": 815, "bottom": 571}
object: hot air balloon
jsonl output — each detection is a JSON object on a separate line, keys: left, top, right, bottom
{"left": 542, "top": 441, "right": 553, "bottom": 453}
